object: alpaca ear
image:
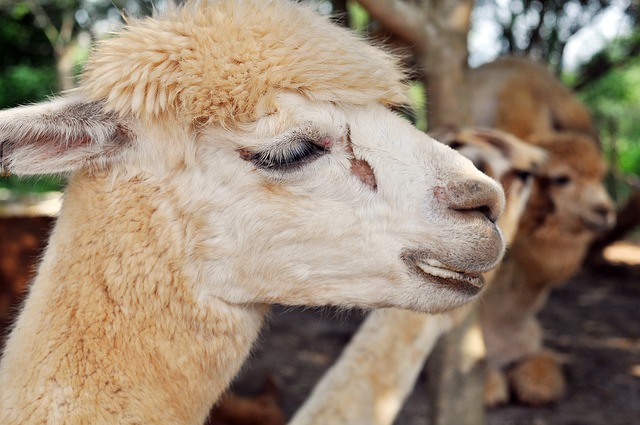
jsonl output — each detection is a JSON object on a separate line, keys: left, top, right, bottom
{"left": 0, "top": 97, "right": 131, "bottom": 176}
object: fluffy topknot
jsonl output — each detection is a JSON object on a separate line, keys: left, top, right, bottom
{"left": 80, "top": 0, "right": 409, "bottom": 126}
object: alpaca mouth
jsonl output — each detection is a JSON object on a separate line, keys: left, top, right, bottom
{"left": 402, "top": 252, "right": 485, "bottom": 295}
{"left": 581, "top": 214, "right": 615, "bottom": 234}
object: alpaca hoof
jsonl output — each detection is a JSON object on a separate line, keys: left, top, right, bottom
{"left": 484, "top": 368, "right": 509, "bottom": 407}
{"left": 508, "top": 351, "right": 566, "bottom": 406}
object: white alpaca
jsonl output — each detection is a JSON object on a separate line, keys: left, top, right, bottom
{"left": 0, "top": 1, "right": 506, "bottom": 424}
{"left": 289, "top": 128, "right": 546, "bottom": 425}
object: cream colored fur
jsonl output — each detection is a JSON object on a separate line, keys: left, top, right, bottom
{"left": 289, "top": 128, "right": 545, "bottom": 425}
{"left": 80, "top": 1, "right": 407, "bottom": 126}
{"left": 468, "top": 57, "right": 616, "bottom": 405}
{"left": 0, "top": 2, "right": 507, "bottom": 424}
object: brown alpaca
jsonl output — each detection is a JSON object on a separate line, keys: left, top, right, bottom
{"left": 0, "top": 1, "right": 506, "bottom": 423}
{"left": 469, "top": 56, "right": 598, "bottom": 140}
{"left": 480, "top": 133, "right": 615, "bottom": 406}
{"left": 468, "top": 57, "right": 615, "bottom": 406}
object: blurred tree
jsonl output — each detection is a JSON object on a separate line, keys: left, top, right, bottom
{"left": 579, "top": 34, "right": 640, "bottom": 254}
{"left": 0, "top": 0, "right": 155, "bottom": 194}
{"left": 357, "top": 0, "right": 474, "bottom": 129}
{"left": 0, "top": 0, "right": 156, "bottom": 97}
{"left": 0, "top": 3, "right": 56, "bottom": 107}
{"left": 477, "top": 0, "right": 639, "bottom": 74}
{"left": 578, "top": 37, "right": 640, "bottom": 176}
{"left": 21, "top": 0, "right": 81, "bottom": 91}
{"left": 572, "top": 31, "right": 640, "bottom": 90}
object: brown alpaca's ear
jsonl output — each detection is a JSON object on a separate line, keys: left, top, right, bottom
{"left": 0, "top": 97, "right": 132, "bottom": 176}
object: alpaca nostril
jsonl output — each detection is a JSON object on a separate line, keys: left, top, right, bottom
{"left": 474, "top": 205, "right": 496, "bottom": 223}
{"left": 452, "top": 202, "right": 499, "bottom": 223}
{"left": 435, "top": 179, "right": 504, "bottom": 223}
{"left": 593, "top": 204, "right": 613, "bottom": 218}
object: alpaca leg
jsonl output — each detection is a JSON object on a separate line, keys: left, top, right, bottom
{"left": 484, "top": 367, "right": 509, "bottom": 407}
{"left": 289, "top": 310, "right": 451, "bottom": 425}
{"left": 507, "top": 349, "right": 566, "bottom": 406}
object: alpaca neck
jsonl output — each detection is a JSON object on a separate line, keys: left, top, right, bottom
{"left": 0, "top": 173, "right": 267, "bottom": 425}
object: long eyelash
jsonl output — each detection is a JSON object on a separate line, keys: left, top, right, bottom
{"left": 251, "top": 138, "right": 327, "bottom": 170}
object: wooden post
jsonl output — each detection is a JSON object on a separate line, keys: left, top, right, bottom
{"left": 426, "top": 308, "right": 486, "bottom": 425}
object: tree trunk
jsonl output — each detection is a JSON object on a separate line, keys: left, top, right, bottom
{"left": 354, "top": 2, "right": 484, "bottom": 423}
{"left": 416, "top": 0, "right": 473, "bottom": 128}
{"left": 415, "top": 2, "right": 485, "bottom": 424}
{"left": 427, "top": 309, "right": 486, "bottom": 425}
{"left": 418, "top": 42, "right": 470, "bottom": 129}
{"left": 55, "top": 43, "right": 77, "bottom": 92}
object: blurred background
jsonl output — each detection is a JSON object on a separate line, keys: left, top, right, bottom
{"left": 0, "top": 1, "right": 638, "bottom": 425}
{"left": 0, "top": 0, "right": 638, "bottom": 201}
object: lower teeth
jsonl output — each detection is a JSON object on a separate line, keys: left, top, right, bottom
{"left": 416, "top": 261, "right": 481, "bottom": 287}
{"left": 417, "top": 262, "right": 460, "bottom": 279}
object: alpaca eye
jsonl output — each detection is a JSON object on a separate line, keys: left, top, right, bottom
{"left": 514, "top": 170, "right": 532, "bottom": 181}
{"left": 550, "top": 175, "right": 571, "bottom": 186}
{"left": 244, "top": 138, "right": 327, "bottom": 171}
{"left": 448, "top": 141, "right": 464, "bottom": 150}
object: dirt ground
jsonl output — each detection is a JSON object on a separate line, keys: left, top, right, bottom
{"left": 229, "top": 242, "right": 640, "bottom": 425}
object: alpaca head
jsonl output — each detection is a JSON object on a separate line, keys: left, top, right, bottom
{"left": 0, "top": 0, "right": 505, "bottom": 314}
{"left": 434, "top": 127, "right": 547, "bottom": 245}
{"left": 526, "top": 132, "right": 615, "bottom": 235}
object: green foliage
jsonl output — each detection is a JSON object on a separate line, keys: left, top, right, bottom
{"left": 578, "top": 54, "right": 640, "bottom": 176}
{"left": 347, "top": 0, "right": 369, "bottom": 34}
{"left": 407, "top": 83, "right": 427, "bottom": 131}
{"left": 0, "top": 5, "right": 62, "bottom": 192}
{"left": 0, "top": 8, "right": 56, "bottom": 108}
{"left": 0, "top": 7, "right": 53, "bottom": 68}
{"left": 0, "top": 175, "right": 65, "bottom": 194}
{"left": 0, "top": 65, "right": 56, "bottom": 107}
{"left": 0, "top": 0, "right": 155, "bottom": 194}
